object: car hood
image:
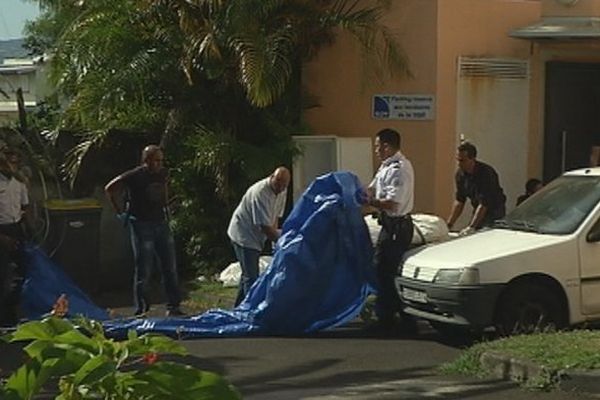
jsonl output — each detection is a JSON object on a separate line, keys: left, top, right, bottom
{"left": 403, "top": 228, "right": 569, "bottom": 269}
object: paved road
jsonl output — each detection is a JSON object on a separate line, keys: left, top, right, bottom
{"left": 2, "top": 316, "right": 597, "bottom": 399}
{"left": 175, "top": 321, "right": 597, "bottom": 400}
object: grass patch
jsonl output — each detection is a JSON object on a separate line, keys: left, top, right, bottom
{"left": 182, "top": 280, "right": 237, "bottom": 313}
{"left": 440, "top": 330, "right": 600, "bottom": 378}
{"left": 439, "top": 343, "right": 488, "bottom": 377}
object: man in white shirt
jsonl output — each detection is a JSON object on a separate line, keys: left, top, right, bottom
{"left": 366, "top": 129, "right": 416, "bottom": 334}
{"left": 227, "top": 166, "right": 290, "bottom": 306}
{"left": 0, "top": 149, "right": 30, "bottom": 326}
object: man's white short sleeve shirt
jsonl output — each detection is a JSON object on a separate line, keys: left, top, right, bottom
{"left": 0, "top": 174, "right": 28, "bottom": 224}
{"left": 227, "top": 177, "right": 287, "bottom": 250}
{"left": 368, "top": 151, "right": 414, "bottom": 217}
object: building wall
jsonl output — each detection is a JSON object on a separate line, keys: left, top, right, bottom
{"left": 0, "top": 61, "right": 49, "bottom": 123}
{"left": 524, "top": 0, "right": 600, "bottom": 178}
{"left": 303, "top": 0, "right": 539, "bottom": 217}
{"left": 528, "top": 42, "right": 600, "bottom": 179}
{"left": 303, "top": 0, "right": 439, "bottom": 213}
{"left": 437, "top": 0, "right": 539, "bottom": 220}
{"left": 542, "top": 0, "right": 600, "bottom": 16}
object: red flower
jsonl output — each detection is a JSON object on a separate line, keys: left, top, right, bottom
{"left": 142, "top": 352, "right": 159, "bottom": 365}
{"left": 51, "top": 294, "right": 69, "bottom": 318}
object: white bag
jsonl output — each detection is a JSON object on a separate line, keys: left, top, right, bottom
{"left": 218, "top": 256, "right": 273, "bottom": 287}
{"left": 364, "top": 213, "right": 450, "bottom": 246}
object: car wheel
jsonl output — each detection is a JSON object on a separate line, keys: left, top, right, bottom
{"left": 495, "top": 282, "right": 567, "bottom": 336}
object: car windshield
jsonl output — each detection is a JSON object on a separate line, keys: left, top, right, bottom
{"left": 495, "top": 175, "right": 600, "bottom": 234}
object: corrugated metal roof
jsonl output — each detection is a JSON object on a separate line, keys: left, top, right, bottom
{"left": 510, "top": 17, "right": 600, "bottom": 39}
{"left": 0, "top": 101, "right": 37, "bottom": 112}
{"left": 0, "top": 65, "right": 36, "bottom": 74}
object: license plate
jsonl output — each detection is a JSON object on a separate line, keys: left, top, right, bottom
{"left": 402, "top": 287, "right": 427, "bottom": 303}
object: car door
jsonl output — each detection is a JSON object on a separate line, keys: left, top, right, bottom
{"left": 579, "top": 216, "right": 600, "bottom": 316}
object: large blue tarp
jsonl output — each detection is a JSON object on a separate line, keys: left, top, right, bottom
{"left": 20, "top": 244, "right": 110, "bottom": 321}
{"left": 103, "top": 171, "right": 376, "bottom": 338}
{"left": 20, "top": 171, "right": 376, "bottom": 338}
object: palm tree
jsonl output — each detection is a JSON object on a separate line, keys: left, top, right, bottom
{"left": 26, "top": 0, "right": 408, "bottom": 185}
{"left": 24, "top": 0, "right": 409, "bottom": 273}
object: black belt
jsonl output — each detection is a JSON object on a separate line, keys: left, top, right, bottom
{"left": 0, "top": 222, "right": 20, "bottom": 227}
{"left": 0, "top": 221, "right": 24, "bottom": 239}
{"left": 378, "top": 213, "right": 411, "bottom": 228}
{"left": 381, "top": 213, "right": 411, "bottom": 222}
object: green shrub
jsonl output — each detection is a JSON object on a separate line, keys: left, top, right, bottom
{"left": 1, "top": 317, "right": 241, "bottom": 400}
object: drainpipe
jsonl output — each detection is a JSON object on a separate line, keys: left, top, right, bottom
{"left": 16, "top": 87, "right": 27, "bottom": 134}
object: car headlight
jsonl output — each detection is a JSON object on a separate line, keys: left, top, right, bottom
{"left": 433, "top": 267, "right": 479, "bottom": 285}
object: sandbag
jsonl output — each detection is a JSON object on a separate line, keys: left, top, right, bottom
{"left": 365, "top": 213, "right": 449, "bottom": 246}
{"left": 218, "top": 256, "right": 273, "bottom": 287}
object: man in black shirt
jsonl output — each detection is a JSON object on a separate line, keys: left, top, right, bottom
{"left": 446, "top": 142, "right": 506, "bottom": 234}
{"left": 105, "top": 145, "right": 184, "bottom": 317}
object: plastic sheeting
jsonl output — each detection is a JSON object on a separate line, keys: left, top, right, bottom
{"left": 218, "top": 256, "right": 273, "bottom": 287}
{"left": 104, "top": 171, "right": 376, "bottom": 338}
{"left": 364, "top": 213, "right": 450, "bottom": 246}
{"left": 20, "top": 244, "right": 110, "bottom": 321}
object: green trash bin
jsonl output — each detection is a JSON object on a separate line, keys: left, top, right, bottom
{"left": 43, "top": 199, "right": 103, "bottom": 295}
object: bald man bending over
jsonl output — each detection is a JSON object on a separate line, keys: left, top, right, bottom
{"left": 227, "top": 167, "right": 290, "bottom": 306}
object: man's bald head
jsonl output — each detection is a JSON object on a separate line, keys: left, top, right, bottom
{"left": 141, "top": 145, "right": 164, "bottom": 173}
{"left": 269, "top": 166, "right": 290, "bottom": 194}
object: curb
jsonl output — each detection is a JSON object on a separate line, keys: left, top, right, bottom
{"left": 479, "top": 351, "right": 600, "bottom": 394}
{"left": 559, "top": 369, "right": 600, "bottom": 394}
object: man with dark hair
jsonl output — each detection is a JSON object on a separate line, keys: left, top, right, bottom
{"left": 516, "top": 178, "right": 542, "bottom": 206}
{"left": 105, "top": 145, "right": 184, "bottom": 317}
{"left": 446, "top": 142, "right": 506, "bottom": 234}
{"left": 227, "top": 166, "right": 290, "bottom": 306}
{"left": 366, "top": 128, "right": 416, "bottom": 334}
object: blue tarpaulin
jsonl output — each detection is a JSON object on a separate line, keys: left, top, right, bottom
{"left": 22, "top": 171, "right": 376, "bottom": 338}
{"left": 20, "top": 245, "right": 110, "bottom": 321}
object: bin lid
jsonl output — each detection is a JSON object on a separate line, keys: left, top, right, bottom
{"left": 44, "top": 198, "right": 102, "bottom": 211}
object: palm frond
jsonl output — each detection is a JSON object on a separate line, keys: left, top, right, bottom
{"left": 231, "top": 28, "right": 295, "bottom": 107}
{"left": 187, "top": 124, "right": 234, "bottom": 198}
{"left": 60, "top": 129, "right": 109, "bottom": 186}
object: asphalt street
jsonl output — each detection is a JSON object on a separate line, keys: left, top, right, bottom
{"left": 2, "top": 318, "right": 598, "bottom": 399}
{"left": 175, "top": 321, "right": 599, "bottom": 400}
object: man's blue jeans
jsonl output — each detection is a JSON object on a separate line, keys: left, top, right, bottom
{"left": 231, "top": 242, "right": 260, "bottom": 306}
{"left": 129, "top": 221, "right": 180, "bottom": 313}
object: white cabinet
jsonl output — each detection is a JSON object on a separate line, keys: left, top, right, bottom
{"left": 292, "top": 135, "right": 373, "bottom": 201}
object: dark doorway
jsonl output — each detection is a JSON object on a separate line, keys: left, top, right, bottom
{"left": 544, "top": 62, "right": 600, "bottom": 182}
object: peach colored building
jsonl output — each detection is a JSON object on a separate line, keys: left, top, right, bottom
{"left": 303, "top": 0, "right": 554, "bottom": 226}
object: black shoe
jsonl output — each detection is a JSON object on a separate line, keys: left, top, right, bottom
{"left": 133, "top": 306, "right": 150, "bottom": 318}
{"left": 165, "top": 308, "right": 186, "bottom": 317}
{"left": 398, "top": 314, "right": 419, "bottom": 335}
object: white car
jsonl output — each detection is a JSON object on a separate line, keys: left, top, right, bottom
{"left": 396, "top": 167, "right": 600, "bottom": 335}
